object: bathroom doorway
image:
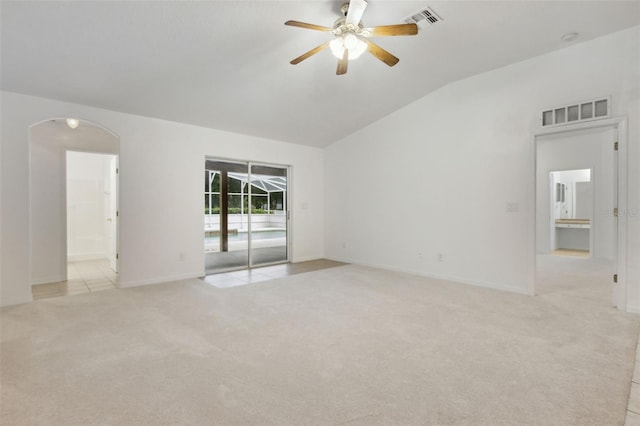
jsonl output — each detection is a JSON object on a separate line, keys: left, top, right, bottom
{"left": 65, "top": 151, "right": 119, "bottom": 292}
{"left": 533, "top": 122, "right": 624, "bottom": 308}
{"left": 549, "top": 169, "right": 592, "bottom": 257}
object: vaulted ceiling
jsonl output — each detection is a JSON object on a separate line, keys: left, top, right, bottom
{"left": 2, "top": 1, "right": 639, "bottom": 147}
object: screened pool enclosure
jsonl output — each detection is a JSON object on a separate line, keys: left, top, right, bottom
{"left": 204, "top": 159, "right": 288, "bottom": 273}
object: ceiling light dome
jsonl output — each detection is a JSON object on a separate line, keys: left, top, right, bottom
{"left": 329, "top": 33, "right": 367, "bottom": 60}
{"left": 66, "top": 118, "right": 79, "bottom": 129}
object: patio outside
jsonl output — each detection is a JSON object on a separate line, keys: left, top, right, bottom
{"left": 204, "top": 168, "right": 287, "bottom": 272}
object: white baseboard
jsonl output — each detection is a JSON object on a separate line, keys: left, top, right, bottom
{"left": 325, "top": 256, "right": 530, "bottom": 296}
{"left": 420, "top": 270, "right": 530, "bottom": 295}
{"left": 1, "top": 292, "right": 34, "bottom": 307}
{"left": 627, "top": 304, "right": 640, "bottom": 315}
{"left": 119, "top": 272, "right": 203, "bottom": 289}
{"left": 291, "top": 254, "right": 324, "bottom": 263}
{"left": 31, "top": 275, "right": 65, "bottom": 285}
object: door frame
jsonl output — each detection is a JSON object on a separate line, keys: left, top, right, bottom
{"left": 107, "top": 156, "right": 119, "bottom": 272}
{"left": 204, "top": 157, "right": 291, "bottom": 274}
{"left": 248, "top": 161, "right": 290, "bottom": 269}
{"left": 62, "top": 149, "right": 120, "bottom": 281}
{"left": 28, "top": 118, "right": 120, "bottom": 288}
{"left": 529, "top": 116, "right": 628, "bottom": 310}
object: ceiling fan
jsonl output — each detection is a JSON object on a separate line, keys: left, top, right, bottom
{"left": 285, "top": 0, "right": 418, "bottom": 75}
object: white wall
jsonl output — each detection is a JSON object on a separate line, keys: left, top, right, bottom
{"left": 1, "top": 92, "right": 325, "bottom": 306}
{"left": 67, "top": 151, "right": 114, "bottom": 262}
{"left": 324, "top": 26, "right": 640, "bottom": 310}
{"left": 29, "top": 129, "right": 66, "bottom": 284}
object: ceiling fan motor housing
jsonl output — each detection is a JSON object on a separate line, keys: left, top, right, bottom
{"left": 332, "top": 18, "right": 364, "bottom": 35}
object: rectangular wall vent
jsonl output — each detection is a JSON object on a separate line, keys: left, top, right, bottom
{"left": 405, "top": 7, "right": 442, "bottom": 30}
{"left": 541, "top": 96, "right": 611, "bottom": 127}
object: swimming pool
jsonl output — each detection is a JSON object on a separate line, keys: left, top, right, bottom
{"left": 205, "top": 229, "right": 285, "bottom": 244}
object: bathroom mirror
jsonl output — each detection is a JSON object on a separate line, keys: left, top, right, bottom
{"left": 551, "top": 169, "right": 591, "bottom": 220}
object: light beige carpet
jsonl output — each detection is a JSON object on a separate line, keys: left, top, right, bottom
{"left": 2, "top": 259, "right": 639, "bottom": 425}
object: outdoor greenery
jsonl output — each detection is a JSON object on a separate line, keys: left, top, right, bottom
{"left": 204, "top": 170, "right": 285, "bottom": 215}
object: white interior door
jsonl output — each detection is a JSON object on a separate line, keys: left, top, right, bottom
{"left": 107, "top": 156, "right": 118, "bottom": 272}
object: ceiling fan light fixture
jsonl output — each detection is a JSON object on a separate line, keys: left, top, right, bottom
{"left": 343, "top": 33, "right": 358, "bottom": 49}
{"left": 329, "top": 34, "right": 367, "bottom": 60}
{"left": 285, "top": 0, "right": 418, "bottom": 74}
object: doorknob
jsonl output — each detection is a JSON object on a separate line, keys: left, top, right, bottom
{"left": 106, "top": 218, "right": 112, "bottom": 222}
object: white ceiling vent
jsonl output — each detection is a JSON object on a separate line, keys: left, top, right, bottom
{"left": 405, "top": 7, "right": 442, "bottom": 30}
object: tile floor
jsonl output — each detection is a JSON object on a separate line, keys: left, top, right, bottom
{"left": 201, "top": 259, "right": 346, "bottom": 288}
{"left": 551, "top": 248, "right": 590, "bottom": 257}
{"left": 205, "top": 246, "right": 287, "bottom": 274}
{"left": 31, "top": 259, "right": 345, "bottom": 299}
{"left": 32, "top": 259, "right": 117, "bottom": 300}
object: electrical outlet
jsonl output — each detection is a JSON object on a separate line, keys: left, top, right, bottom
{"left": 437, "top": 253, "right": 444, "bottom": 262}
{"left": 179, "top": 252, "right": 185, "bottom": 261}
{"left": 506, "top": 202, "right": 520, "bottom": 213}
{"left": 418, "top": 252, "right": 423, "bottom": 259}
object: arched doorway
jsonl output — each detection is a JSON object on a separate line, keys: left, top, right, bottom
{"left": 29, "top": 118, "right": 120, "bottom": 299}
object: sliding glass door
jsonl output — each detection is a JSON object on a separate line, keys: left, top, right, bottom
{"left": 204, "top": 160, "right": 249, "bottom": 272}
{"left": 204, "top": 158, "right": 289, "bottom": 274}
{"left": 249, "top": 164, "right": 288, "bottom": 267}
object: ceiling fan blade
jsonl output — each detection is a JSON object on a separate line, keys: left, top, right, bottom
{"left": 365, "top": 23, "right": 418, "bottom": 37}
{"left": 290, "top": 42, "right": 330, "bottom": 65}
{"left": 345, "top": 0, "right": 367, "bottom": 26}
{"left": 362, "top": 39, "right": 399, "bottom": 67}
{"left": 336, "top": 49, "right": 349, "bottom": 75}
{"left": 284, "top": 20, "right": 333, "bottom": 32}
